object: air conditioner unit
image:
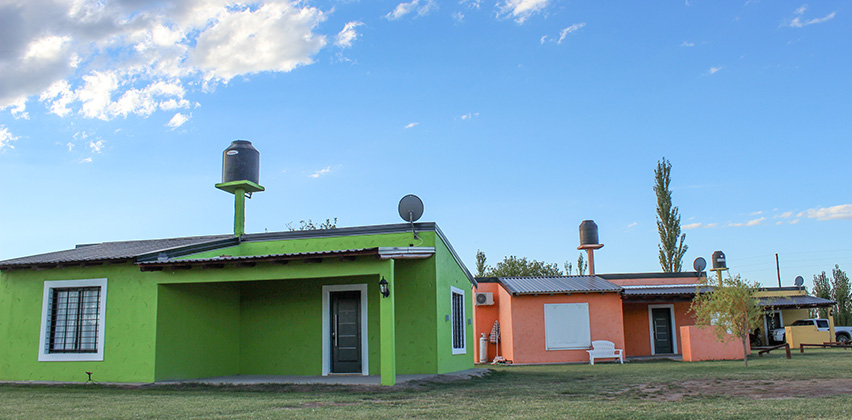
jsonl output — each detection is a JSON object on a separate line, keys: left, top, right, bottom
{"left": 475, "top": 292, "right": 494, "bottom": 306}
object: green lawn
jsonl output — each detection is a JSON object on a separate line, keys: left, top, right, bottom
{"left": 2, "top": 350, "right": 851, "bottom": 420}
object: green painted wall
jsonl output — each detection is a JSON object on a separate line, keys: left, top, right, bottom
{"left": 239, "top": 276, "right": 381, "bottom": 375}
{"left": 393, "top": 258, "right": 438, "bottom": 374}
{"left": 434, "top": 235, "right": 476, "bottom": 374}
{"left": 154, "top": 282, "right": 241, "bottom": 381}
{"left": 0, "top": 264, "right": 158, "bottom": 383}
{"left": 0, "top": 229, "right": 474, "bottom": 382}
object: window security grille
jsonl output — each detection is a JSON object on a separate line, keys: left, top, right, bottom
{"left": 452, "top": 291, "right": 465, "bottom": 350}
{"left": 47, "top": 287, "right": 100, "bottom": 353}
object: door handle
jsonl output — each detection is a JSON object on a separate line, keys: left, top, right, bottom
{"left": 333, "top": 314, "right": 338, "bottom": 347}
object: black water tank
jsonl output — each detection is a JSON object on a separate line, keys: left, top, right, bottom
{"left": 712, "top": 250, "right": 726, "bottom": 269}
{"left": 579, "top": 220, "right": 599, "bottom": 246}
{"left": 222, "top": 140, "right": 259, "bottom": 184}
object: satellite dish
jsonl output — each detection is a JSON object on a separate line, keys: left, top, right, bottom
{"left": 693, "top": 257, "right": 707, "bottom": 272}
{"left": 398, "top": 194, "right": 423, "bottom": 223}
{"left": 794, "top": 276, "right": 804, "bottom": 287}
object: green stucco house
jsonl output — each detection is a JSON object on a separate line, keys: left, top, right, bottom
{"left": 0, "top": 223, "right": 475, "bottom": 385}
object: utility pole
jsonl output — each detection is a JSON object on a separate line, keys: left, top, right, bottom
{"left": 775, "top": 253, "right": 781, "bottom": 287}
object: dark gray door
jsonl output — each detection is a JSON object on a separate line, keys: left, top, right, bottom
{"left": 652, "top": 308, "right": 674, "bottom": 354}
{"left": 331, "top": 291, "right": 361, "bottom": 373}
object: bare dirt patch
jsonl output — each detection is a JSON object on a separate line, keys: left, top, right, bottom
{"left": 620, "top": 378, "right": 852, "bottom": 401}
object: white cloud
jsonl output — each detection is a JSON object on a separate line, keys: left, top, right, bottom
{"left": 540, "top": 35, "right": 549, "bottom": 44}
{"left": 89, "top": 139, "right": 105, "bottom": 154}
{"left": 385, "top": 1, "right": 437, "bottom": 20}
{"left": 453, "top": 11, "right": 465, "bottom": 23}
{"left": 80, "top": 157, "right": 93, "bottom": 163}
{"left": 497, "top": 0, "right": 549, "bottom": 24}
{"left": 404, "top": 122, "right": 419, "bottom": 129}
{"left": 788, "top": 5, "right": 836, "bottom": 28}
{"left": 310, "top": 167, "right": 331, "bottom": 178}
{"left": 66, "top": 142, "right": 74, "bottom": 152}
{"left": 750, "top": 210, "right": 763, "bottom": 216}
{"left": 708, "top": 66, "right": 723, "bottom": 75}
{"left": 729, "top": 217, "right": 765, "bottom": 227}
{"left": 461, "top": 0, "right": 482, "bottom": 9}
{"left": 167, "top": 112, "right": 191, "bottom": 129}
{"left": 626, "top": 222, "right": 638, "bottom": 229}
{"left": 777, "top": 211, "right": 794, "bottom": 219}
{"left": 558, "top": 23, "right": 586, "bottom": 44}
{"left": 1, "top": 1, "right": 329, "bottom": 121}
{"left": 460, "top": 112, "right": 479, "bottom": 120}
{"left": 683, "top": 222, "right": 703, "bottom": 230}
{"left": 0, "top": 125, "right": 18, "bottom": 150}
{"left": 335, "top": 21, "right": 364, "bottom": 48}
{"left": 790, "top": 219, "right": 800, "bottom": 224}
{"left": 680, "top": 41, "right": 695, "bottom": 47}
{"left": 806, "top": 204, "right": 852, "bottom": 221}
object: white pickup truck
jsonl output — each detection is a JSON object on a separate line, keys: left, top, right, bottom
{"left": 770, "top": 319, "right": 852, "bottom": 343}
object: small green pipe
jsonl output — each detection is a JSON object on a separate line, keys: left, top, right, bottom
{"left": 234, "top": 188, "right": 246, "bottom": 237}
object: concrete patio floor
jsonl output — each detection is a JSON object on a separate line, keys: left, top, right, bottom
{"left": 155, "top": 368, "right": 489, "bottom": 386}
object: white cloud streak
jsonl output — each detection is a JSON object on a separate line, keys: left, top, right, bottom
{"left": 385, "top": 0, "right": 437, "bottom": 20}
{"left": 310, "top": 167, "right": 331, "bottom": 178}
{"left": 167, "top": 112, "right": 190, "bottom": 129}
{"left": 497, "top": 0, "right": 549, "bottom": 24}
{"left": 404, "top": 122, "right": 419, "bottom": 129}
{"left": 335, "top": 21, "right": 364, "bottom": 48}
{"left": 1, "top": 1, "right": 329, "bottom": 122}
{"left": 806, "top": 204, "right": 852, "bottom": 221}
{"left": 0, "top": 125, "right": 18, "bottom": 150}
{"left": 680, "top": 41, "right": 695, "bottom": 47}
{"left": 788, "top": 5, "right": 837, "bottom": 28}
{"left": 460, "top": 112, "right": 479, "bottom": 120}
{"left": 708, "top": 66, "right": 723, "bottom": 75}
{"left": 558, "top": 23, "right": 586, "bottom": 44}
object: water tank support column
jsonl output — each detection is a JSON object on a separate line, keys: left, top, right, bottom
{"left": 234, "top": 187, "right": 246, "bottom": 237}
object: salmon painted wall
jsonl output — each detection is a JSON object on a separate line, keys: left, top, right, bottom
{"left": 622, "top": 301, "right": 694, "bottom": 356}
{"left": 681, "top": 326, "right": 748, "bottom": 362}
{"left": 504, "top": 293, "right": 624, "bottom": 364}
{"left": 472, "top": 282, "right": 500, "bottom": 363}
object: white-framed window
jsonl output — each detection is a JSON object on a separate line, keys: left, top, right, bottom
{"left": 544, "top": 303, "right": 591, "bottom": 350}
{"left": 451, "top": 286, "right": 466, "bottom": 354}
{"left": 38, "top": 278, "right": 107, "bottom": 362}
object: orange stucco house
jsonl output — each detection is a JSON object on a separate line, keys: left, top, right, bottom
{"left": 473, "top": 272, "right": 710, "bottom": 364}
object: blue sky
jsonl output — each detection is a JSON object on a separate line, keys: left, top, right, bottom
{"left": 1, "top": 0, "right": 850, "bottom": 288}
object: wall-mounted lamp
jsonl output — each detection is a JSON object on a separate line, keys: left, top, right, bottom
{"left": 379, "top": 277, "right": 390, "bottom": 298}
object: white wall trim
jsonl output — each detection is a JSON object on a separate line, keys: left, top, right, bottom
{"left": 647, "top": 304, "right": 677, "bottom": 355}
{"left": 450, "top": 286, "right": 467, "bottom": 354}
{"left": 38, "top": 278, "right": 108, "bottom": 362}
{"left": 322, "top": 284, "right": 369, "bottom": 376}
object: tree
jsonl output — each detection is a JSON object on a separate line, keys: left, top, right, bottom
{"left": 654, "top": 157, "right": 688, "bottom": 272}
{"left": 577, "top": 253, "right": 587, "bottom": 276}
{"left": 832, "top": 265, "right": 852, "bottom": 326}
{"left": 690, "top": 273, "right": 763, "bottom": 367}
{"left": 812, "top": 271, "right": 832, "bottom": 319}
{"left": 475, "top": 250, "right": 488, "bottom": 277}
{"left": 478, "top": 253, "right": 563, "bottom": 277}
{"left": 564, "top": 261, "right": 573, "bottom": 275}
{"left": 287, "top": 218, "right": 338, "bottom": 231}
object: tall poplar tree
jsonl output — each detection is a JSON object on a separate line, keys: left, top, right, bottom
{"left": 654, "top": 157, "right": 688, "bottom": 272}
{"left": 813, "top": 271, "right": 832, "bottom": 319}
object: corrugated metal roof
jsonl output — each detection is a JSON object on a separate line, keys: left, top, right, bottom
{"left": 496, "top": 276, "right": 622, "bottom": 295}
{"left": 139, "top": 248, "right": 381, "bottom": 266}
{"left": 0, "top": 235, "right": 234, "bottom": 268}
{"left": 757, "top": 295, "right": 836, "bottom": 308}
{"left": 622, "top": 285, "right": 713, "bottom": 296}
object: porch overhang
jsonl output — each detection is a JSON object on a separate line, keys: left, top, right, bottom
{"left": 137, "top": 247, "right": 436, "bottom": 272}
{"left": 621, "top": 284, "right": 713, "bottom": 303}
{"left": 757, "top": 295, "right": 836, "bottom": 310}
